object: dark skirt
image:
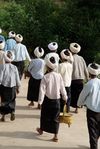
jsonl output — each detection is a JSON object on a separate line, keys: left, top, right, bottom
{"left": 0, "top": 85, "right": 16, "bottom": 115}
{"left": 27, "top": 76, "right": 41, "bottom": 102}
{"left": 70, "top": 80, "right": 83, "bottom": 108}
{"left": 40, "top": 96, "right": 60, "bottom": 134}
{"left": 60, "top": 87, "right": 71, "bottom": 112}
{"left": 12, "top": 61, "right": 25, "bottom": 80}
{"left": 87, "top": 109, "right": 100, "bottom": 149}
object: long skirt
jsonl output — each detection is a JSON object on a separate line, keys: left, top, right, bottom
{"left": 12, "top": 61, "right": 25, "bottom": 80}
{"left": 27, "top": 76, "right": 41, "bottom": 102}
{"left": 87, "top": 109, "right": 100, "bottom": 149}
{"left": 0, "top": 85, "right": 16, "bottom": 115}
{"left": 60, "top": 87, "right": 71, "bottom": 112}
{"left": 40, "top": 96, "right": 60, "bottom": 134}
{"left": 70, "top": 80, "right": 83, "bottom": 108}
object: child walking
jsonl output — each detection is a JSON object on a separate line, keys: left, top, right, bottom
{"left": 27, "top": 47, "right": 45, "bottom": 108}
{"left": 36, "top": 55, "right": 67, "bottom": 142}
{"left": 59, "top": 49, "right": 73, "bottom": 112}
{"left": 0, "top": 51, "right": 21, "bottom": 121}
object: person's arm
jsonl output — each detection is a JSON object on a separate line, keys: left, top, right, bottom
{"left": 60, "top": 74, "right": 68, "bottom": 102}
{"left": 38, "top": 77, "right": 46, "bottom": 105}
{"left": 77, "top": 83, "right": 90, "bottom": 106}
{"left": 28, "top": 60, "right": 34, "bottom": 73}
{"left": 25, "top": 46, "right": 31, "bottom": 62}
{"left": 15, "top": 66, "right": 21, "bottom": 91}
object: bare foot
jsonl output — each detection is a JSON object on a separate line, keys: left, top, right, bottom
{"left": 36, "top": 128, "right": 43, "bottom": 135}
{"left": 51, "top": 137, "right": 58, "bottom": 142}
{"left": 28, "top": 102, "right": 34, "bottom": 107}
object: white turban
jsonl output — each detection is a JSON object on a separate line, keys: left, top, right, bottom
{"left": 9, "top": 31, "right": 16, "bottom": 38}
{"left": 70, "top": 43, "right": 81, "bottom": 54}
{"left": 60, "top": 49, "right": 72, "bottom": 61}
{"left": 34, "top": 47, "right": 44, "bottom": 58}
{"left": 15, "top": 34, "right": 23, "bottom": 42}
{"left": 0, "top": 41, "right": 5, "bottom": 50}
{"left": 48, "top": 42, "right": 58, "bottom": 51}
{"left": 88, "top": 63, "right": 100, "bottom": 76}
{"left": 46, "top": 55, "right": 58, "bottom": 70}
{"left": 0, "top": 28, "right": 2, "bottom": 34}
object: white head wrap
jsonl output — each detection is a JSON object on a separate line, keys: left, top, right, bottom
{"left": 60, "top": 49, "right": 72, "bottom": 61}
{"left": 88, "top": 63, "right": 100, "bottom": 76}
{"left": 70, "top": 43, "right": 81, "bottom": 54}
{"left": 48, "top": 42, "right": 58, "bottom": 51}
{"left": 15, "top": 34, "right": 23, "bottom": 42}
{"left": 9, "top": 31, "right": 16, "bottom": 38}
{"left": 0, "top": 28, "right": 2, "bottom": 34}
{"left": 46, "top": 55, "right": 58, "bottom": 70}
{"left": 0, "top": 41, "right": 5, "bottom": 50}
{"left": 34, "top": 47, "right": 44, "bottom": 58}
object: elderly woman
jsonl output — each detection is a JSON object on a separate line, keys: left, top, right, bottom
{"left": 36, "top": 55, "right": 67, "bottom": 142}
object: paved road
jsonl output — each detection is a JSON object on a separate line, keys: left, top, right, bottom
{"left": 0, "top": 77, "right": 100, "bottom": 149}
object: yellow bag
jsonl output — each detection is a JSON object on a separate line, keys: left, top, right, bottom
{"left": 59, "top": 104, "right": 73, "bottom": 127}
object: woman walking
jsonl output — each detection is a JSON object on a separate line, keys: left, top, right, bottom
{"left": 36, "top": 55, "right": 67, "bottom": 142}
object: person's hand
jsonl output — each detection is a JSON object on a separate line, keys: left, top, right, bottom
{"left": 16, "top": 88, "right": 19, "bottom": 94}
{"left": 38, "top": 104, "right": 41, "bottom": 109}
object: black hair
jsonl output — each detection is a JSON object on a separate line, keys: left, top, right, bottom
{"left": 74, "top": 44, "right": 78, "bottom": 48}
{"left": 53, "top": 42, "right": 56, "bottom": 46}
{"left": 64, "top": 49, "right": 70, "bottom": 56}
{"left": 90, "top": 63, "right": 98, "bottom": 70}
{"left": 50, "top": 56, "right": 55, "bottom": 64}
{"left": 38, "top": 47, "right": 42, "bottom": 53}
{"left": 11, "top": 31, "right": 15, "bottom": 34}
{"left": 18, "top": 34, "right": 21, "bottom": 38}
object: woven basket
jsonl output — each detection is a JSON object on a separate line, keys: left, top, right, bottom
{"left": 59, "top": 104, "right": 73, "bottom": 127}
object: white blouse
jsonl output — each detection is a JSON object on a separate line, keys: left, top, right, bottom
{"left": 38, "top": 71, "right": 67, "bottom": 105}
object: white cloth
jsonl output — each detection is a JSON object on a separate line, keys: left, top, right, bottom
{"left": 28, "top": 58, "right": 45, "bottom": 79}
{"left": 12, "top": 43, "right": 31, "bottom": 62}
{"left": 77, "top": 78, "right": 100, "bottom": 112}
{"left": 1, "top": 63, "right": 21, "bottom": 87}
{"left": 72, "top": 54, "right": 89, "bottom": 80}
{"left": 0, "top": 50, "right": 12, "bottom": 84}
{"left": 44, "top": 52, "right": 60, "bottom": 72}
{"left": 38, "top": 71, "right": 67, "bottom": 105}
{"left": 59, "top": 62, "right": 73, "bottom": 87}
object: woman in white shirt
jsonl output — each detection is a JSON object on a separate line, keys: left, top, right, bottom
{"left": 36, "top": 55, "right": 67, "bottom": 142}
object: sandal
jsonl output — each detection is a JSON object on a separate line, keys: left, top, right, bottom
{"left": 36, "top": 127, "right": 43, "bottom": 135}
